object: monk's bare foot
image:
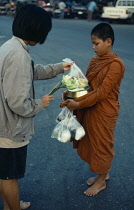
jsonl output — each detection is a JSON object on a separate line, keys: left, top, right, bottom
{"left": 20, "top": 201, "right": 31, "bottom": 209}
{"left": 87, "top": 174, "right": 110, "bottom": 186}
{"left": 86, "top": 177, "right": 97, "bottom": 186}
{"left": 84, "top": 180, "right": 106, "bottom": 196}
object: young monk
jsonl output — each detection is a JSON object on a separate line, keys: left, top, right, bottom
{"left": 61, "top": 23, "right": 125, "bottom": 196}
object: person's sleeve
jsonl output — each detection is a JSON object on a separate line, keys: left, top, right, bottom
{"left": 75, "top": 62, "right": 124, "bottom": 110}
{"left": 33, "top": 63, "right": 64, "bottom": 80}
{"left": 3, "top": 53, "right": 44, "bottom": 118}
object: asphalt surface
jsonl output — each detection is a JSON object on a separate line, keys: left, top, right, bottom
{"left": 0, "top": 15, "right": 134, "bottom": 210}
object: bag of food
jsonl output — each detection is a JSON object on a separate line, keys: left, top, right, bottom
{"left": 51, "top": 108, "right": 71, "bottom": 143}
{"left": 68, "top": 115, "right": 85, "bottom": 140}
{"left": 62, "top": 58, "right": 88, "bottom": 90}
{"left": 56, "top": 106, "right": 72, "bottom": 122}
{"left": 51, "top": 120, "right": 71, "bottom": 143}
{"left": 52, "top": 107, "right": 85, "bottom": 142}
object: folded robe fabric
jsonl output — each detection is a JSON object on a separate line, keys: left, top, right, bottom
{"left": 61, "top": 53, "right": 125, "bottom": 174}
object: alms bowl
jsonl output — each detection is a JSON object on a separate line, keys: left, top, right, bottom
{"left": 66, "top": 87, "right": 90, "bottom": 98}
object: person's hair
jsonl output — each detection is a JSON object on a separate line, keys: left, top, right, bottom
{"left": 91, "top": 23, "right": 115, "bottom": 45}
{"left": 12, "top": 4, "right": 52, "bottom": 44}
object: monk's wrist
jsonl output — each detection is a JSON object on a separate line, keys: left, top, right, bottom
{"left": 75, "top": 102, "right": 80, "bottom": 109}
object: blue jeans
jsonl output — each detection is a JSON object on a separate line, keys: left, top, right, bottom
{"left": 59, "top": 10, "right": 65, "bottom": 19}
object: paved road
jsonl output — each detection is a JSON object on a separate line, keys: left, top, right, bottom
{"left": 0, "top": 16, "right": 134, "bottom": 210}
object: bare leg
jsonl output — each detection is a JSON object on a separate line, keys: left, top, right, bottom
{"left": 84, "top": 174, "right": 107, "bottom": 196}
{"left": 0, "top": 179, "right": 30, "bottom": 210}
{"left": 0, "top": 179, "right": 10, "bottom": 210}
{"left": 0, "top": 195, "right": 10, "bottom": 210}
{"left": 87, "top": 173, "right": 110, "bottom": 186}
{"left": 0, "top": 179, "right": 20, "bottom": 210}
{"left": 1, "top": 195, "right": 10, "bottom": 210}
{"left": 0, "top": 198, "right": 30, "bottom": 210}
{"left": 87, "top": 10, "right": 92, "bottom": 21}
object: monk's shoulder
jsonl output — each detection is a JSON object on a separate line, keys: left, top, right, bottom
{"left": 109, "top": 57, "right": 125, "bottom": 78}
{"left": 113, "top": 55, "right": 125, "bottom": 69}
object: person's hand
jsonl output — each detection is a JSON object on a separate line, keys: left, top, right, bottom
{"left": 63, "top": 62, "right": 74, "bottom": 71}
{"left": 66, "top": 99, "right": 79, "bottom": 111}
{"left": 40, "top": 94, "right": 53, "bottom": 108}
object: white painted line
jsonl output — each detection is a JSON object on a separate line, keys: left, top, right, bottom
{"left": 0, "top": 36, "right": 6, "bottom": 38}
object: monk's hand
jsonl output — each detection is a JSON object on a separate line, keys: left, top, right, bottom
{"left": 40, "top": 94, "right": 53, "bottom": 108}
{"left": 66, "top": 99, "right": 79, "bottom": 111}
{"left": 63, "top": 62, "right": 74, "bottom": 71}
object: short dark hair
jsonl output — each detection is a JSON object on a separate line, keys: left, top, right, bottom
{"left": 91, "top": 23, "right": 115, "bottom": 45}
{"left": 12, "top": 4, "right": 52, "bottom": 44}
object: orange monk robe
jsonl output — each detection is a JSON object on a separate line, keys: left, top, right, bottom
{"left": 61, "top": 54, "right": 125, "bottom": 174}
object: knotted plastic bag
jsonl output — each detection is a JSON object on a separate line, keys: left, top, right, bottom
{"left": 51, "top": 108, "right": 71, "bottom": 143}
{"left": 62, "top": 58, "right": 88, "bottom": 89}
{"left": 51, "top": 120, "right": 71, "bottom": 143}
{"left": 56, "top": 106, "right": 72, "bottom": 123}
{"left": 68, "top": 115, "right": 85, "bottom": 140}
{"left": 52, "top": 107, "right": 85, "bottom": 142}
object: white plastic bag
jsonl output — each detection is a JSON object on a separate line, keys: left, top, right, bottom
{"left": 68, "top": 115, "right": 85, "bottom": 140}
{"left": 56, "top": 106, "right": 72, "bottom": 123}
{"left": 51, "top": 108, "right": 71, "bottom": 143}
{"left": 52, "top": 107, "right": 85, "bottom": 142}
{"left": 51, "top": 120, "right": 71, "bottom": 143}
{"left": 63, "top": 58, "right": 88, "bottom": 89}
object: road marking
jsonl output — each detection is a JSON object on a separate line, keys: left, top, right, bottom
{"left": 0, "top": 36, "right": 6, "bottom": 39}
